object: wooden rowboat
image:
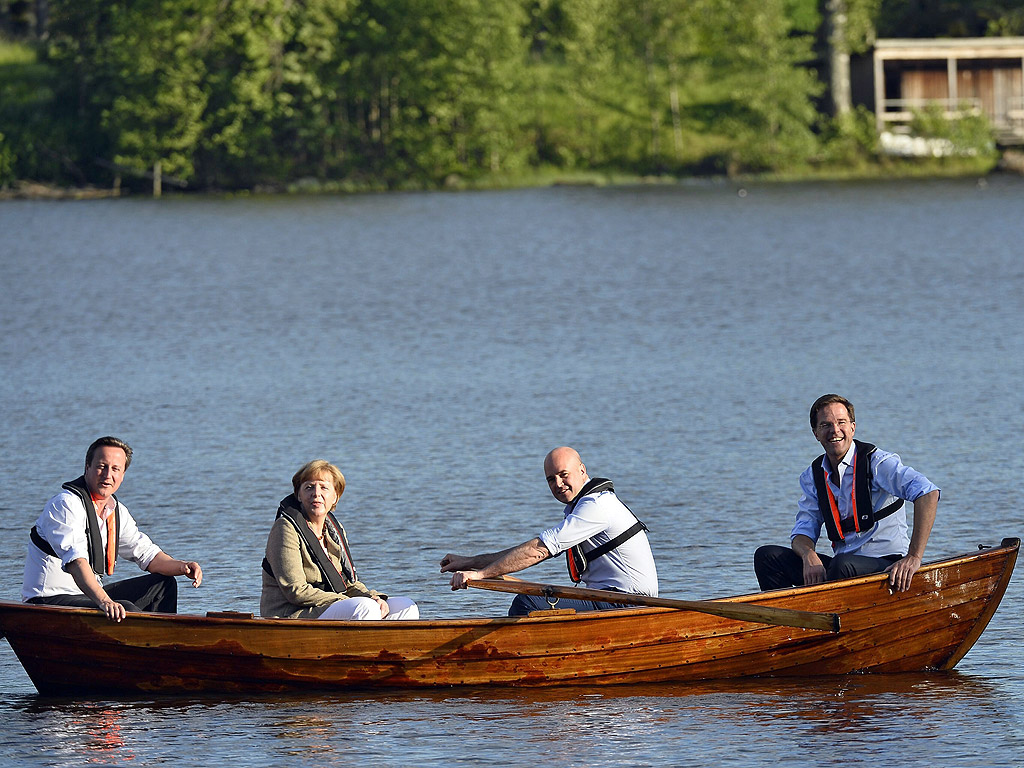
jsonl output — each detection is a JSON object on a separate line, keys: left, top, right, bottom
{"left": 0, "top": 538, "right": 1016, "bottom": 695}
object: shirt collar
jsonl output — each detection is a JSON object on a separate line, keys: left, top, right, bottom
{"left": 821, "top": 442, "right": 856, "bottom": 475}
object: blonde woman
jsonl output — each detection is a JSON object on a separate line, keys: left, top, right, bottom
{"left": 260, "top": 460, "right": 418, "bottom": 620}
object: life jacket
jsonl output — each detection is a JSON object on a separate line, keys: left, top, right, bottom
{"left": 563, "top": 477, "right": 648, "bottom": 584}
{"left": 29, "top": 475, "right": 120, "bottom": 576}
{"left": 811, "top": 440, "right": 904, "bottom": 546}
{"left": 261, "top": 494, "right": 357, "bottom": 593}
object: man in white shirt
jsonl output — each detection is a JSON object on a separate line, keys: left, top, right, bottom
{"left": 22, "top": 436, "right": 203, "bottom": 623}
{"left": 441, "top": 446, "right": 657, "bottom": 616}
{"left": 754, "top": 394, "right": 940, "bottom": 593}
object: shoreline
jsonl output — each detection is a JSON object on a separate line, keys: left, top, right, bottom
{"left": 2, "top": 153, "right": 1020, "bottom": 200}
{"left": 0, "top": 181, "right": 122, "bottom": 200}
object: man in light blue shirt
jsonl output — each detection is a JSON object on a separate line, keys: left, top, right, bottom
{"left": 754, "top": 394, "right": 940, "bottom": 593}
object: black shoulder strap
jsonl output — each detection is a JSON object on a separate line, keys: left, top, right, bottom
{"left": 266, "top": 496, "right": 351, "bottom": 593}
{"left": 856, "top": 440, "right": 904, "bottom": 525}
{"left": 30, "top": 525, "right": 58, "bottom": 557}
{"left": 564, "top": 478, "right": 648, "bottom": 575}
{"left": 61, "top": 476, "right": 103, "bottom": 573}
{"left": 565, "top": 478, "right": 615, "bottom": 514}
{"left": 585, "top": 520, "right": 649, "bottom": 561}
{"left": 853, "top": 441, "right": 876, "bottom": 530}
{"left": 811, "top": 457, "right": 842, "bottom": 543}
{"left": 323, "top": 512, "right": 358, "bottom": 584}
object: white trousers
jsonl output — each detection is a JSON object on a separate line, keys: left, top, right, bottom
{"left": 318, "top": 595, "right": 419, "bottom": 621}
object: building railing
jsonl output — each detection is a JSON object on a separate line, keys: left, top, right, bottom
{"left": 1008, "top": 96, "right": 1024, "bottom": 125}
{"left": 879, "top": 98, "right": 983, "bottom": 130}
{"left": 878, "top": 96, "right": 1024, "bottom": 145}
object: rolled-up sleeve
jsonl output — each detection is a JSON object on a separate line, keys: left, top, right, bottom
{"left": 38, "top": 494, "right": 92, "bottom": 569}
{"left": 538, "top": 496, "right": 611, "bottom": 556}
{"left": 871, "top": 451, "right": 940, "bottom": 502}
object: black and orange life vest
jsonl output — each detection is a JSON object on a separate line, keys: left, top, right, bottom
{"left": 29, "top": 475, "right": 120, "bottom": 576}
{"left": 562, "top": 478, "right": 648, "bottom": 584}
{"left": 811, "top": 440, "right": 904, "bottom": 545}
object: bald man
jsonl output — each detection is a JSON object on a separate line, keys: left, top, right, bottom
{"left": 440, "top": 447, "right": 658, "bottom": 616}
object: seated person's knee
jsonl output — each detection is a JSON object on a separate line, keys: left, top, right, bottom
{"left": 826, "top": 555, "right": 858, "bottom": 581}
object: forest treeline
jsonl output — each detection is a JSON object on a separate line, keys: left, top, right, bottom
{"left": 1, "top": 0, "right": 1022, "bottom": 191}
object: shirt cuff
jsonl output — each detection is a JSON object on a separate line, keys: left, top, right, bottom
{"left": 537, "top": 530, "right": 561, "bottom": 557}
{"left": 60, "top": 546, "right": 91, "bottom": 569}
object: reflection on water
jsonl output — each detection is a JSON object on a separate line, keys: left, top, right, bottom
{"left": 76, "top": 709, "right": 134, "bottom": 764}
{"left": 14, "top": 703, "right": 137, "bottom": 766}
{"left": 274, "top": 714, "right": 339, "bottom": 760}
{"left": 5, "top": 671, "right": 1020, "bottom": 767}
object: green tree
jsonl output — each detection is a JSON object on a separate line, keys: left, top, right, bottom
{"left": 270, "top": 0, "right": 531, "bottom": 186}
{"left": 39, "top": 0, "right": 532, "bottom": 189}
{"left": 694, "top": 0, "right": 822, "bottom": 171}
{"left": 9, "top": 0, "right": 856, "bottom": 188}
{"left": 537, "top": 0, "right": 821, "bottom": 174}
{"left": 0, "top": 37, "right": 66, "bottom": 183}
{"left": 877, "top": 0, "right": 1024, "bottom": 37}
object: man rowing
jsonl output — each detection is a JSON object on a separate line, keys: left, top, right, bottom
{"left": 754, "top": 394, "right": 940, "bottom": 593}
{"left": 22, "top": 436, "right": 203, "bottom": 622}
{"left": 441, "top": 446, "right": 658, "bottom": 615}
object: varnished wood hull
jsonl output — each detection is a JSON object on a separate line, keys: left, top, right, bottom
{"left": 0, "top": 538, "right": 1016, "bottom": 695}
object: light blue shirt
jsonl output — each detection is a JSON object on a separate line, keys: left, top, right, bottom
{"left": 792, "top": 443, "right": 940, "bottom": 558}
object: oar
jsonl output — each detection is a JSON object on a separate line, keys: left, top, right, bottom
{"left": 467, "top": 578, "right": 840, "bottom": 633}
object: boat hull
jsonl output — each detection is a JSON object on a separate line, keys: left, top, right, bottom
{"left": 0, "top": 538, "right": 1016, "bottom": 695}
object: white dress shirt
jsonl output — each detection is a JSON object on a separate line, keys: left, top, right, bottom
{"left": 539, "top": 488, "right": 658, "bottom": 596}
{"left": 22, "top": 488, "right": 163, "bottom": 601}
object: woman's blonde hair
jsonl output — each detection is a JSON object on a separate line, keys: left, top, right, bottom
{"left": 291, "top": 460, "right": 346, "bottom": 506}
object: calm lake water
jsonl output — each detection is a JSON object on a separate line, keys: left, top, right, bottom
{"left": 1, "top": 177, "right": 1022, "bottom": 766}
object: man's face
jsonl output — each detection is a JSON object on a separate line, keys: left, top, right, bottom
{"left": 544, "top": 450, "right": 588, "bottom": 504}
{"left": 813, "top": 402, "right": 856, "bottom": 466}
{"left": 85, "top": 446, "right": 128, "bottom": 501}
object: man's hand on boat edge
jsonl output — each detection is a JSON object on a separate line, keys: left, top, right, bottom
{"left": 884, "top": 553, "right": 923, "bottom": 593}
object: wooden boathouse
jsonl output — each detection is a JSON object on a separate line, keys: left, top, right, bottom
{"left": 852, "top": 37, "right": 1024, "bottom": 145}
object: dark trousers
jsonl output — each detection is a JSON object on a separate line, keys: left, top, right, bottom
{"left": 753, "top": 544, "right": 900, "bottom": 591}
{"left": 28, "top": 572, "right": 178, "bottom": 613}
{"left": 508, "top": 592, "right": 626, "bottom": 617}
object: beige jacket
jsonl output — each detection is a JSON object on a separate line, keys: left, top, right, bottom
{"left": 260, "top": 516, "right": 378, "bottom": 619}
